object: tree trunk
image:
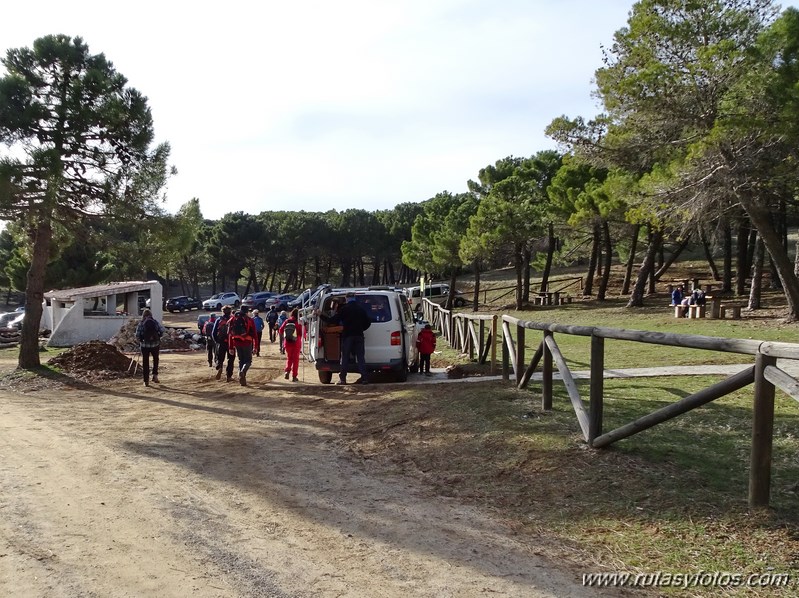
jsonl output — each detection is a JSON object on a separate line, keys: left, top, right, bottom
{"left": 622, "top": 224, "right": 640, "bottom": 295}
{"left": 735, "top": 219, "right": 750, "bottom": 297}
{"left": 472, "top": 260, "right": 480, "bottom": 312}
{"left": 597, "top": 219, "right": 612, "bottom": 301}
{"left": 722, "top": 222, "right": 733, "bottom": 293}
{"left": 522, "top": 247, "right": 532, "bottom": 304}
{"left": 540, "top": 222, "right": 555, "bottom": 294}
{"left": 700, "top": 228, "right": 720, "bottom": 281}
{"left": 748, "top": 235, "right": 765, "bottom": 310}
{"left": 514, "top": 242, "right": 524, "bottom": 310}
{"left": 737, "top": 193, "right": 799, "bottom": 320}
{"left": 19, "top": 218, "right": 52, "bottom": 369}
{"left": 627, "top": 228, "right": 661, "bottom": 308}
{"left": 584, "top": 225, "right": 600, "bottom": 297}
{"left": 654, "top": 235, "right": 691, "bottom": 281}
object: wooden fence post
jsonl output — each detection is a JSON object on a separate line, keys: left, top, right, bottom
{"left": 750, "top": 352, "right": 777, "bottom": 508}
{"left": 589, "top": 334, "right": 604, "bottom": 446}
{"left": 542, "top": 330, "right": 553, "bottom": 410}
{"left": 490, "top": 315, "right": 497, "bottom": 375}
{"left": 501, "top": 323, "right": 509, "bottom": 382}
{"left": 516, "top": 322, "right": 525, "bottom": 385}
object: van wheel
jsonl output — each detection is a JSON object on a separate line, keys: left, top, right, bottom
{"left": 454, "top": 297, "right": 466, "bottom": 307}
{"left": 395, "top": 360, "right": 408, "bottom": 382}
{"left": 409, "top": 359, "right": 419, "bottom": 374}
{"left": 318, "top": 371, "right": 333, "bottom": 384}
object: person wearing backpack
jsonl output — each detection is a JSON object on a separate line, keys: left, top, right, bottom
{"left": 265, "top": 306, "right": 279, "bottom": 343}
{"left": 212, "top": 305, "right": 235, "bottom": 382}
{"left": 279, "top": 308, "right": 303, "bottom": 382}
{"left": 251, "top": 309, "right": 265, "bottom": 357}
{"left": 336, "top": 292, "right": 371, "bottom": 385}
{"left": 135, "top": 309, "right": 165, "bottom": 387}
{"left": 202, "top": 313, "right": 217, "bottom": 367}
{"left": 227, "top": 306, "right": 258, "bottom": 386}
{"left": 275, "top": 310, "right": 289, "bottom": 354}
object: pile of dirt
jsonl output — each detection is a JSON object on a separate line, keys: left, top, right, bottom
{"left": 47, "top": 340, "right": 135, "bottom": 381}
{"left": 110, "top": 319, "right": 199, "bottom": 352}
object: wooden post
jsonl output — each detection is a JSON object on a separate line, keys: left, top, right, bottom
{"left": 750, "top": 353, "right": 777, "bottom": 508}
{"left": 478, "top": 320, "right": 485, "bottom": 364}
{"left": 501, "top": 324, "right": 509, "bottom": 382}
{"left": 542, "top": 330, "right": 553, "bottom": 410}
{"left": 589, "top": 334, "right": 605, "bottom": 446}
{"left": 490, "top": 315, "right": 497, "bottom": 375}
{"left": 516, "top": 322, "right": 525, "bottom": 385}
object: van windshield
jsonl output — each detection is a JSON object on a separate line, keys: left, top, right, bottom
{"left": 355, "top": 295, "right": 392, "bottom": 323}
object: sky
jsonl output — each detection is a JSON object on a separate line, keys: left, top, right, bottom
{"left": 1, "top": 0, "right": 795, "bottom": 222}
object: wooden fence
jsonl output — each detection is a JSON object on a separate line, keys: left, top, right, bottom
{"left": 500, "top": 315, "right": 799, "bottom": 508}
{"left": 421, "top": 299, "right": 498, "bottom": 374}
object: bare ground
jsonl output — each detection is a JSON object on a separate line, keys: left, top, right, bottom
{"left": 0, "top": 312, "right": 612, "bottom": 598}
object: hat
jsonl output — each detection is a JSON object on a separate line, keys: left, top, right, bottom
{"left": 222, "top": 305, "right": 232, "bottom": 312}
{"left": 209, "top": 313, "right": 217, "bottom": 319}
{"left": 240, "top": 305, "right": 250, "bottom": 313}
{"left": 253, "top": 310, "right": 259, "bottom": 315}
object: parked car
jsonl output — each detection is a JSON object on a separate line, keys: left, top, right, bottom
{"left": 0, "top": 312, "right": 19, "bottom": 327}
{"left": 263, "top": 293, "right": 296, "bottom": 312}
{"left": 405, "top": 283, "right": 466, "bottom": 311}
{"left": 165, "top": 296, "right": 203, "bottom": 312}
{"left": 202, "top": 292, "right": 241, "bottom": 311}
{"left": 241, "top": 291, "right": 276, "bottom": 312}
{"left": 6, "top": 312, "right": 24, "bottom": 330}
{"left": 288, "top": 285, "right": 330, "bottom": 311}
{"left": 305, "top": 287, "right": 423, "bottom": 384}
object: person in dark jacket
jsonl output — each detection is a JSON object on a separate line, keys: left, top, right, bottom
{"left": 336, "top": 292, "right": 371, "bottom": 385}
{"left": 135, "top": 308, "right": 165, "bottom": 387}
{"left": 202, "top": 313, "right": 217, "bottom": 367}
{"left": 266, "top": 306, "right": 279, "bottom": 343}
{"left": 416, "top": 324, "right": 437, "bottom": 376}
{"left": 212, "top": 305, "right": 235, "bottom": 382}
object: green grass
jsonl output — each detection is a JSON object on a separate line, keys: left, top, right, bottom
{"left": 414, "top": 293, "right": 799, "bottom": 593}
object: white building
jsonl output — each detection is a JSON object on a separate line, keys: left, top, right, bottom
{"left": 42, "top": 281, "right": 163, "bottom": 347}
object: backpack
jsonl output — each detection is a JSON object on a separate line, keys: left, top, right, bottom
{"left": 283, "top": 320, "right": 297, "bottom": 343}
{"left": 202, "top": 320, "right": 215, "bottom": 337}
{"left": 214, "top": 317, "right": 231, "bottom": 343}
{"left": 229, "top": 313, "right": 248, "bottom": 338}
{"left": 142, "top": 318, "right": 160, "bottom": 343}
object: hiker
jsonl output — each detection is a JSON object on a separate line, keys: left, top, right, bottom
{"left": 691, "top": 288, "right": 706, "bottom": 306}
{"left": 227, "top": 306, "right": 258, "bottom": 386}
{"left": 212, "top": 305, "right": 236, "bottom": 382}
{"left": 202, "top": 313, "right": 217, "bottom": 367}
{"left": 266, "top": 306, "right": 279, "bottom": 343}
{"left": 275, "top": 310, "right": 289, "bottom": 354}
{"left": 251, "top": 309, "right": 265, "bottom": 357}
{"left": 670, "top": 285, "right": 683, "bottom": 306}
{"left": 336, "top": 292, "right": 371, "bottom": 385}
{"left": 416, "top": 323, "right": 436, "bottom": 376}
{"left": 135, "top": 308, "right": 165, "bottom": 387}
{"left": 279, "top": 308, "right": 303, "bottom": 382}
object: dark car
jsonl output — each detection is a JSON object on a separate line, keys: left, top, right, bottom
{"left": 241, "top": 291, "right": 276, "bottom": 312}
{"left": 165, "top": 296, "right": 203, "bottom": 312}
{"left": 264, "top": 293, "right": 296, "bottom": 311}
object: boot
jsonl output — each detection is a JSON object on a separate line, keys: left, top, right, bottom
{"left": 239, "top": 374, "right": 247, "bottom": 386}
{"left": 226, "top": 375, "right": 232, "bottom": 383}
{"left": 152, "top": 375, "right": 159, "bottom": 383}
{"left": 292, "top": 376, "right": 299, "bottom": 382}
{"left": 284, "top": 372, "right": 289, "bottom": 380}
{"left": 215, "top": 369, "right": 222, "bottom": 380}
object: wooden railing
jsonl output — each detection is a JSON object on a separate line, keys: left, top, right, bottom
{"left": 500, "top": 315, "right": 799, "bottom": 508}
{"left": 421, "top": 299, "right": 498, "bottom": 374}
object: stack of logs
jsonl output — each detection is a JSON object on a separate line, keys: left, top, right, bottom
{"left": 0, "top": 328, "right": 22, "bottom": 349}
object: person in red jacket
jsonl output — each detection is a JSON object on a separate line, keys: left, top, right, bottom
{"left": 279, "top": 308, "right": 304, "bottom": 382}
{"left": 227, "top": 306, "right": 258, "bottom": 386}
{"left": 416, "top": 323, "right": 436, "bottom": 376}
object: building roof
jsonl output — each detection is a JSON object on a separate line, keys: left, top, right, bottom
{"left": 45, "top": 281, "right": 158, "bottom": 302}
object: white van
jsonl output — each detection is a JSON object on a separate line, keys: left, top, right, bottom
{"left": 304, "top": 287, "right": 423, "bottom": 384}
{"left": 405, "top": 283, "right": 466, "bottom": 312}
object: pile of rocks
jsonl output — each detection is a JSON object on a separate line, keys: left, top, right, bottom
{"left": 110, "top": 319, "right": 201, "bottom": 352}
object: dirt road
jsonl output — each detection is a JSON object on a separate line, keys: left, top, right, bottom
{"left": 0, "top": 316, "right": 603, "bottom": 597}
